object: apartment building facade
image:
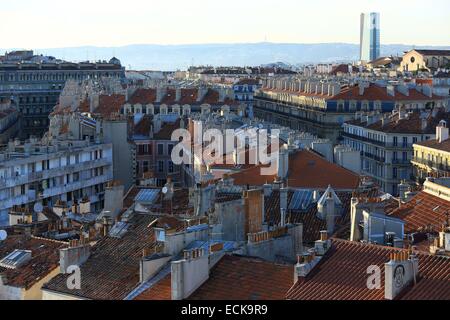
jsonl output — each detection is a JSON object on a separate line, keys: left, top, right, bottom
{"left": 0, "top": 51, "right": 125, "bottom": 138}
{"left": 342, "top": 109, "right": 450, "bottom": 195}
{"left": 254, "top": 78, "right": 445, "bottom": 143}
{"left": 412, "top": 120, "right": 450, "bottom": 183}
{"left": 0, "top": 139, "right": 113, "bottom": 226}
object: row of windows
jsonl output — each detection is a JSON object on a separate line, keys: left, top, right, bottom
{"left": 0, "top": 71, "right": 122, "bottom": 82}
{"left": 137, "top": 143, "right": 174, "bottom": 156}
{"left": 136, "top": 160, "right": 175, "bottom": 174}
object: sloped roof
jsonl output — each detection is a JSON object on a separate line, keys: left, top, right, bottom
{"left": 264, "top": 190, "right": 353, "bottom": 244}
{"left": 129, "top": 88, "right": 156, "bottom": 105}
{"left": 388, "top": 190, "right": 450, "bottom": 234}
{"left": 229, "top": 150, "right": 359, "bottom": 190}
{"left": 189, "top": 255, "right": 293, "bottom": 300}
{"left": 287, "top": 238, "right": 450, "bottom": 300}
{"left": 0, "top": 235, "right": 66, "bottom": 290}
{"left": 42, "top": 214, "right": 158, "bottom": 300}
{"left": 94, "top": 94, "right": 126, "bottom": 117}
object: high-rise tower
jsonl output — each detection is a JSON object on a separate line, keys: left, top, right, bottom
{"left": 360, "top": 12, "right": 380, "bottom": 62}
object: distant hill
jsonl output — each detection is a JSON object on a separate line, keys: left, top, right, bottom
{"left": 2, "top": 43, "right": 450, "bottom": 71}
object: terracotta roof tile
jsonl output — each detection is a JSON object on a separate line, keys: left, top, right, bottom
{"left": 388, "top": 191, "right": 450, "bottom": 234}
{"left": 153, "top": 119, "right": 181, "bottom": 140}
{"left": 347, "top": 109, "right": 450, "bottom": 134}
{"left": 332, "top": 84, "right": 443, "bottom": 102}
{"left": 179, "top": 89, "right": 198, "bottom": 105}
{"left": 94, "top": 94, "right": 126, "bottom": 117}
{"left": 264, "top": 190, "right": 353, "bottom": 244}
{"left": 42, "top": 214, "right": 158, "bottom": 300}
{"left": 287, "top": 238, "right": 450, "bottom": 300}
{"left": 0, "top": 235, "right": 67, "bottom": 290}
{"left": 129, "top": 89, "right": 156, "bottom": 105}
{"left": 189, "top": 255, "right": 293, "bottom": 300}
{"left": 229, "top": 150, "right": 360, "bottom": 190}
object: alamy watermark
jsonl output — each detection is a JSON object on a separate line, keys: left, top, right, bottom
{"left": 170, "top": 122, "right": 281, "bottom": 176}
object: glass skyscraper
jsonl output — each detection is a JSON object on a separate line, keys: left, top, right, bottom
{"left": 360, "top": 12, "right": 380, "bottom": 62}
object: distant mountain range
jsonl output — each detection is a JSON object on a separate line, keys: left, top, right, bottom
{"left": 2, "top": 43, "right": 450, "bottom": 71}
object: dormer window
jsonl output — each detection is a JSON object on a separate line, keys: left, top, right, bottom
{"left": 155, "top": 228, "right": 166, "bottom": 242}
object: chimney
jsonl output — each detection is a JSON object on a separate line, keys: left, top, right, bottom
{"left": 294, "top": 231, "right": 330, "bottom": 283}
{"left": 421, "top": 118, "right": 428, "bottom": 131}
{"left": 156, "top": 87, "right": 166, "bottom": 103}
{"left": 439, "top": 227, "right": 450, "bottom": 252}
{"left": 314, "top": 230, "right": 331, "bottom": 256}
{"left": 176, "top": 88, "right": 181, "bottom": 102}
{"left": 358, "top": 82, "right": 365, "bottom": 96}
{"left": 397, "top": 85, "right": 409, "bottom": 96}
{"left": 140, "top": 253, "right": 172, "bottom": 283}
{"left": 277, "top": 145, "right": 289, "bottom": 180}
{"left": 384, "top": 251, "right": 419, "bottom": 300}
{"left": 104, "top": 182, "right": 124, "bottom": 219}
{"left": 398, "top": 180, "right": 409, "bottom": 202}
{"left": 280, "top": 208, "right": 287, "bottom": 227}
{"left": 219, "top": 88, "right": 226, "bottom": 102}
{"left": 280, "top": 187, "right": 288, "bottom": 214}
{"left": 313, "top": 190, "right": 320, "bottom": 202}
{"left": 171, "top": 248, "right": 209, "bottom": 300}
{"left": 350, "top": 197, "right": 361, "bottom": 242}
{"left": 436, "top": 120, "right": 449, "bottom": 143}
{"left": 326, "top": 192, "right": 336, "bottom": 235}
{"left": 263, "top": 183, "right": 273, "bottom": 197}
{"left": 422, "top": 85, "right": 433, "bottom": 98}
{"left": 244, "top": 189, "right": 264, "bottom": 235}
{"left": 60, "top": 239, "right": 90, "bottom": 273}
{"left": 398, "top": 108, "right": 406, "bottom": 120}
{"left": 387, "top": 85, "right": 395, "bottom": 97}
{"left": 79, "top": 198, "right": 91, "bottom": 214}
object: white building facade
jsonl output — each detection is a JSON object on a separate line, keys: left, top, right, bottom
{"left": 0, "top": 139, "right": 113, "bottom": 226}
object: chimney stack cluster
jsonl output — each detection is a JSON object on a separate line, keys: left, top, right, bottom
{"left": 384, "top": 249, "right": 419, "bottom": 300}
{"left": 294, "top": 230, "right": 330, "bottom": 283}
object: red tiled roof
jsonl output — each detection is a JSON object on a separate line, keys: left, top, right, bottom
{"left": 135, "top": 255, "right": 293, "bottom": 300}
{"left": 330, "top": 64, "right": 358, "bottom": 75}
{"left": 415, "top": 49, "right": 450, "bottom": 56}
{"left": 133, "top": 115, "right": 153, "bottom": 136}
{"left": 229, "top": 150, "right": 360, "bottom": 190}
{"left": 264, "top": 190, "right": 353, "bottom": 244}
{"left": 94, "top": 94, "right": 126, "bottom": 117}
{"left": 347, "top": 109, "right": 450, "bottom": 134}
{"left": 0, "top": 235, "right": 67, "bottom": 290}
{"left": 201, "top": 88, "right": 220, "bottom": 104}
{"left": 388, "top": 191, "right": 450, "bottom": 234}
{"left": 129, "top": 88, "right": 156, "bottom": 105}
{"left": 78, "top": 99, "right": 90, "bottom": 113}
{"left": 235, "top": 78, "right": 260, "bottom": 86}
{"left": 134, "top": 273, "right": 172, "bottom": 300}
{"left": 189, "top": 255, "right": 293, "bottom": 300}
{"left": 42, "top": 214, "right": 158, "bottom": 300}
{"left": 416, "top": 137, "right": 450, "bottom": 152}
{"left": 287, "top": 238, "right": 450, "bottom": 300}
{"left": 179, "top": 89, "right": 198, "bottom": 105}
{"left": 153, "top": 119, "right": 181, "bottom": 140}
{"left": 332, "top": 84, "right": 443, "bottom": 102}
{"left": 161, "top": 89, "right": 176, "bottom": 105}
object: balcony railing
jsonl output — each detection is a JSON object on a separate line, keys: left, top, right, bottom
{"left": 412, "top": 157, "right": 450, "bottom": 172}
{"left": 363, "top": 152, "right": 385, "bottom": 163}
{"left": 0, "top": 158, "right": 111, "bottom": 188}
{"left": 342, "top": 132, "right": 414, "bottom": 149}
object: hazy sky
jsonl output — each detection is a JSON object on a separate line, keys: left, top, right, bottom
{"left": 1, "top": 0, "right": 449, "bottom": 48}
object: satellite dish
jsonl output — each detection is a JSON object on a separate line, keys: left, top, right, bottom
{"left": 162, "top": 187, "right": 168, "bottom": 194}
{"left": 34, "top": 202, "right": 43, "bottom": 213}
{"left": 0, "top": 230, "right": 7, "bottom": 241}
